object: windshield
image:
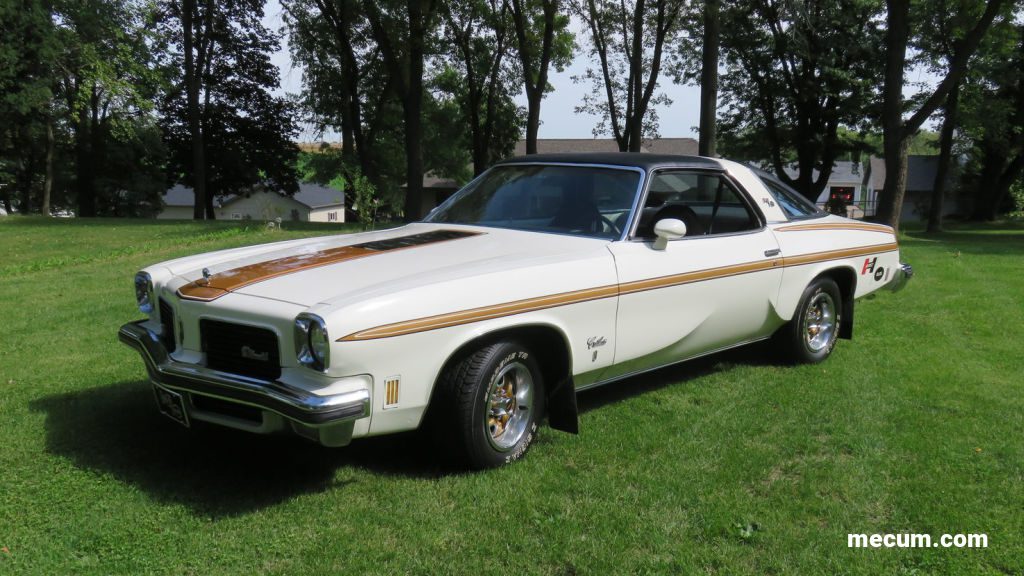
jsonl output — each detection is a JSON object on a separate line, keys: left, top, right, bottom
{"left": 425, "top": 164, "right": 641, "bottom": 240}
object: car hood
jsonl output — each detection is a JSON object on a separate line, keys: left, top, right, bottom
{"left": 165, "top": 223, "right": 612, "bottom": 307}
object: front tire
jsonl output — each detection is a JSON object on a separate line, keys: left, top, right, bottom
{"left": 778, "top": 277, "right": 842, "bottom": 364}
{"left": 435, "top": 340, "right": 545, "bottom": 469}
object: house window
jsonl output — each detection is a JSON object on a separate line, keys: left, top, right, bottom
{"left": 829, "top": 186, "right": 854, "bottom": 203}
{"left": 328, "top": 211, "right": 337, "bottom": 222}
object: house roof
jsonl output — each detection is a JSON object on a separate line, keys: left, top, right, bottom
{"left": 511, "top": 137, "right": 698, "bottom": 156}
{"left": 422, "top": 173, "right": 461, "bottom": 189}
{"left": 292, "top": 183, "right": 346, "bottom": 208}
{"left": 163, "top": 183, "right": 344, "bottom": 210}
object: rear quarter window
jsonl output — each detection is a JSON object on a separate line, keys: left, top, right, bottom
{"left": 758, "top": 175, "right": 825, "bottom": 220}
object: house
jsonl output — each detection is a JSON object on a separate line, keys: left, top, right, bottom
{"left": 782, "top": 159, "right": 883, "bottom": 218}
{"left": 157, "top": 183, "right": 346, "bottom": 223}
{"left": 900, "top": 155, "right": 963, "bottom": 222}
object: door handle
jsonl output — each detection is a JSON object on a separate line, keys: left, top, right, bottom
{"left": 764, "top": 248, "right": 781, "bottom": 257}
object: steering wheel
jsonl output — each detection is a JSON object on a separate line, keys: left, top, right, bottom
{"left": 598, "top": 214, "right": 622, "bottom": 236}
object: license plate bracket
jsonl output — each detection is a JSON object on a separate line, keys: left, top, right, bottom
{"left": 153, "top": 385, "right": 190, "bottom": 428}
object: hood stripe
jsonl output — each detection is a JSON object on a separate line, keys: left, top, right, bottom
{"left": 177, "top": 230, "right": 483, "bottom": 302}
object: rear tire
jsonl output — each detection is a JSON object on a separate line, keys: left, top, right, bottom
{"left": 778, "top": 277, "right": 842, "bottom": 364}
{"left": 434, "top": 340, "right": 545, "bottom": 469}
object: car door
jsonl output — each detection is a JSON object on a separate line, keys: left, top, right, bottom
{"left": 600, "top": 169, "right": 784, "bottom": 382}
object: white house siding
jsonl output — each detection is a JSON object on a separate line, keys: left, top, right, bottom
{"left": 308, "top": 206, "right": 346, "bottom": 223}
{"left": 215, "top": 191, "right": 310, "bottom": 221}
{"left": 156, "top": 206, "right": 195, "bottom": 220}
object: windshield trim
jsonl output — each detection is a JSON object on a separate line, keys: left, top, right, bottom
{"left": 424, "top": 162, "right": 647, "bottom": 242}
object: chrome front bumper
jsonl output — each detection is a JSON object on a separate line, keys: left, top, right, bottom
{"left": 118, "top": 320, "right": 370, "bottom": 447}
{"left": 888, "top": 262, "right": 914, "bottom": 292}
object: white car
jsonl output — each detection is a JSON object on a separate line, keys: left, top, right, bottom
{"left": 121, "top": 153, "right": 911, "bottom": 468}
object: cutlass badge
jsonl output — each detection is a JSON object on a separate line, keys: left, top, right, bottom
{"left": 240, "top": 345, "right": 269, "bottom": 361}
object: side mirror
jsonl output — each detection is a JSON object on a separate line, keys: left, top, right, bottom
{"left": 653, "top": 218, "right": 687, "bottom": 250}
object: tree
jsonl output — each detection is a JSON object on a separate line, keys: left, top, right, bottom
{"left": 0, "top": 0, "right": 59, "bottom": 215}
{"left": 283, "top": 0, "right": 379, "bottom": 196}
{"left": 437, "top": 0, "right": 522, "bottom": 175}
{"left": 507, "top": 0, "right": 573, "bottom": 154}
{"left": 875, "top": 0, "right": 1007, "bottom": 229}
{"left": 698, "top": 0, "right": 719, "bottom": 157}
{"left": 959, "top": 19, "right": 1024, "bottom": 221}
{"left": 715, "top": 0, "right": 884, "bottom": 201}
{"left": 161, "top": 0, "right": 299, "bottom": 219}
{"left": 54, "top": 0, "right": 164, "bottom": 217}
{"left": 362, "top": 0, "right": 440, "bottom": 221}
{"left": 572, "top": 0, "right": 685, "bottom": 152}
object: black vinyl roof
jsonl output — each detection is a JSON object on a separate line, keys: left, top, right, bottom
{"left": 496, "top": 152, "right": 724, "bottom": 171}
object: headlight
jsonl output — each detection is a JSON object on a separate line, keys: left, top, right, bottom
{"left": 134, "top": 272, "right": 154, "bottom": 314}
{"left": 295, "top": 313, "right": 330, "bottom": 371}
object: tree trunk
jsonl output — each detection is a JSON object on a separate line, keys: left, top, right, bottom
{"left": 17, "top": 123, "right": 34, "bottom": 214}
{"left": 877, "top": 0, "right": 909, "bottom": 228}
{"left": 510, "top": 0, "right": 556, "bottom": 155}
{"left": 927, "top": 82, "right": 959, "bottom": 233}
{"left": 183, "top": 0, "right": 207, "bottom": 220}
{"left": 402, "top": 0, "right": 426, "bottom": 222}
{"left": 204, "top": 178, "right": 217, "bottom": 219}
{"left": 880, "top": 136, "right": 910, "bottom": 225}
{"left": 698, "top": 0, "right": 719, "bottom": 157}
{"left": 524, "top": 90, "right": 541, "bottom": 154}
{"left": 879, "top": 0, "right": 1004, "bottom": 229}
{"left": 75, "top": 110, "right": 96, "bottom": 217}
{"left": 42, "top": 115, "right": 53, "bottom": 217}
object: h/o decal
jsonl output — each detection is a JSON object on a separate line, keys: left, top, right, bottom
{"left": 861, "top": 257, "right": 886, "bottom": 281}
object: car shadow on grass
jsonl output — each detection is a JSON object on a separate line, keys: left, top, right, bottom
{"left": 576, "top": 339, "right": 780, "bottom": 414}
{"left": 30, "top": 380, "right": 446, "bottom": 518}
{"left": 31, "top": 341, "right": 783, "bottom": 517}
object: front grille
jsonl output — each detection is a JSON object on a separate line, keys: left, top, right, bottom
{"left": 200, "top": 319, "right": 281, "bottom": 381}
{"left": 158, "top": 298, "right": 176, "bottom": 352}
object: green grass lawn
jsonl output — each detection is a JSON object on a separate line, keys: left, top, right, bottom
{"left": 1, "top": 216, "right": 1021, "bottom": 575}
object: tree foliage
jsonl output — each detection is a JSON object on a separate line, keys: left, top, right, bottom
{"left": 435, "top": 0, "right": 523, "bottom": 175}
{"left": 715, "top": 0, "right": 884, "bottom": 201}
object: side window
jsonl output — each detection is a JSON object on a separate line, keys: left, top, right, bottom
{"left": 760, "top": 177, "right": 822, "bottom": 219}
{"left": 634, "top": 172, "right": 759, "bottom": 239}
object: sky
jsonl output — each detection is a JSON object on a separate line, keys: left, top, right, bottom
{"left": 262, "top": 1, "right": 702, "bottom": 142}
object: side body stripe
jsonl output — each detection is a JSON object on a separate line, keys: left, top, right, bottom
{"left": 338, "top": 242, "right": 899, "bottom": 342}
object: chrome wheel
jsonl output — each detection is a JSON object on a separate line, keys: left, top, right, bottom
{"left": 803, "top": 291, "right": 837, "bottom": 352}
{"left": 484, "top": 361, "right": 534, "bottom": 451}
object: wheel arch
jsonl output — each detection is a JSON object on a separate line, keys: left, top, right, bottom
{"left": 815, "top": 265, "right": 857, "bottom": 339}
{"left": 431, "top": 323, "right": 579, "bottom": 434}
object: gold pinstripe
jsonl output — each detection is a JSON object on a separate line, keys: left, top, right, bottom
{"left": 338, "top": 242, "right": 899, "bottom": 342}
{"left": 775, "top": 222, "right": 895, "bottom": 234}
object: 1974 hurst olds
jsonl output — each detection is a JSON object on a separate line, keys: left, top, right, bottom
{"left": 120, "top": 153, "right": 912, "bottom": 468}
